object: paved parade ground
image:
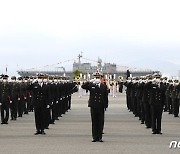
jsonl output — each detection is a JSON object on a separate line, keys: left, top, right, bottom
{"left": 0, "top": 92, "right": 180, "bottom": 154}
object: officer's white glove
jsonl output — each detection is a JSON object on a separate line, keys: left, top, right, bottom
{"left": 90, "top": 78, "right": 96, "bottom": 83}
{"left": 94, "top": 79, "right": 101, "bottom": 84}
{"left": 51, "top": 102, "right": 54, "bottom": 105}
{"left": 46, "top": 105, "right": 50, "bottom": 108}
{"left": 24, "top": 97, "right": 26, "bottom": 100}
{"left": 0, "top": 103, "right": 2, "bottom": 106}
{"left": 10, "top": 101, "right": 12, "bottom": 104}
{"left": 56, "top": 101, "right": 58, "bottom": 104}
{"left": 18, "top": 98, "right": 20, "bottom": 101}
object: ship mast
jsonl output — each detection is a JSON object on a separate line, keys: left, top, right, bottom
{"left": 78, "top": 52, "right": 83, "bottom": 64}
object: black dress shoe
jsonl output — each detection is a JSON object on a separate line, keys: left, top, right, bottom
{"left": 92, "top": 139, "right": 97, "bottom": 142}
{"left": 34, "top": 131, "right": 41, "bottom": 135}
{"left": 152, "top": 131, "right": 156, "bottom": 134}
{"left": 156, "top": 131, "right": 162, "bottom": 135}
{"left": 99, "top": 139, "right": 103, "bottom": 142}
{"left": 41, "top": 130, "right": 46, "bottom": 135}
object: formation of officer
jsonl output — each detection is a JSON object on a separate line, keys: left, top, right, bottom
{"left": 29, "top": 74, "right": 77, "bottom": 135}
{"left": 0, "top": 74, "right": 78, "bottom": 135}
{"left": 124, "top": 74, "right": 180, "bottom": 134}
{"left": 82, "top": 71, "right": 109, "bottom": 142}
{"left": 0, "top": 75, "right": 36, "bottom": 124}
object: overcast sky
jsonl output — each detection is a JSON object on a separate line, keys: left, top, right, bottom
{"left": 0, "top": 0, "right": 179, "bottom": 77}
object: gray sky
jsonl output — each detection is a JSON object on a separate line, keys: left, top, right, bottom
{"left": 0, "top": 0, "right": 180, "bottom": 77}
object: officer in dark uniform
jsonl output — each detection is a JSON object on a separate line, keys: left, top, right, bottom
{"left": 143, "top": 75, "right": 152, "bottom": 128}
{"left": 124, "top": 77, "right": 133, "bottom": 112}
{"left": 29, "top": 75, "right": 49, "bottom": 135}
{"left": 17, "top": 77, "right": 24, "bottom": 117}
{"left": 172, "top": 80, "right": 180, "bottom": 117}
{"left": 0, "top": 75, "right": 11, "bottom": 124}
{"left": 10, "top": 76, "right": 20, "bottom": 120}
{"left": 165, "top": 80, "right": 173, "bottom": 114}
{"left": 149, "top": 74, "right": 165, "bottom": 134}
{"left": 82, "top": 71, "right": 108, "bottom": 142}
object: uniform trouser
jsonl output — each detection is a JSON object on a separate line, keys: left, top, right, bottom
{"left": 167, "top": 97, "right": 172, "bottom": 114}
{"left": 62, "top": 99, "right": 65, "bottom": 114}
{"left": 24, "top": 99, "right": 29, "bottom": 114}
{"left": 144, "top": 102, "right": 151, "bottom": 128}
{"left": 164, "top": 97, "right": 168, "bottom": 111}
{"left": 45, "top": 108, "right": 51, "bottom": 128}
{"left": 90, "top": 107, "right": 104, "bottom": 140}
{"left": 140, "top": 100, "right": 145, "bottom": 123}
{"left": 59, "top": 100, "right": 63, "bottom": 116}
{"left": 137, "top": 98, "right": 141, "bottom": 118}
{"left": 68, "top": 95, "right": 71, "bottom": 110}
{"left": 173, "top": 98, "right": 179, "bottom": 116}
{"left": 18, "top": 99, "right": 24, "bottom": 117}
{"left": 126, "top": 94, "right": 130, "bottom": 110}
{"left": 28, "top": 97, "right": 33, "bottom": 112}
{"left": 50, "top": 104, "right": 56, "bottom": 123}
{"left": 1, "top": 103, "right": 9, "bottom": 123}
{"left": 133, "top": 97, "right": 138, "bottom": 116}
{"left": 34, "top": 106, "right": 46, "bottom": 131}
{"left": 151, "top": 104, "right": 163, "bottom": 133}
{"left": 65, "top": 97, "right": 68, "bottom": 112}
{"left": 57, "top": 100, "right": 61, "bottom": 117}
{"left": 128, "top": 96, "right": 132, "bottom": 111}
{"left": 10, "top": 100, "right": 18, "bottom": 119}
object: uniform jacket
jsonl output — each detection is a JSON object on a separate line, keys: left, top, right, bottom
{"left": 149, "top": 83, "right": 166, "bottom": 106}
{"left": 0, "top": 82, "right": 11, "bottom": 103}
{"left": 82, "top": 82, "right": 108, "bottom": 109}
{"left": 29, "top": 82, "right": 49, "bottom": 108}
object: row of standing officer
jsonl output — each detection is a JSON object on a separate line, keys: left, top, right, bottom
{"left": 0, "top": 75, "right": 33, "bottom": 124}
{"left": 124, "top": 74, "right": 180, "bottom": 134}
{"left": 28, "top": 75, "right": 78, "bottom": 135}
{"left": 0, "top": 74, "right": 78, "bottom": 135}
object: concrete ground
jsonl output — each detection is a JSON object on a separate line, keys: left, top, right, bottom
{"left": 0, "top": 93, "right": 180, "bottom": 154}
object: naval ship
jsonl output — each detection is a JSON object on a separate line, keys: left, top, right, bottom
{"left": 17, "top": 53, "right": 160, "bottom": 79}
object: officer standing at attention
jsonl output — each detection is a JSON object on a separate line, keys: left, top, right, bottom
{"left": 29, "top": 74, "right": 49, "bottom": 135}
{"left": 10, "top": 76, "right": 20, "bottom": 120}
{"left": 82, "top": 71, "right": 108, "bottom": 142}
{"left": 0, "top": 75, "right": 11, "bottom": 124}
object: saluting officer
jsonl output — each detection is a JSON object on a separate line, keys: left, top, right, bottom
{"left": 82, "top": 71, "right": 108, "bottom": 142}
